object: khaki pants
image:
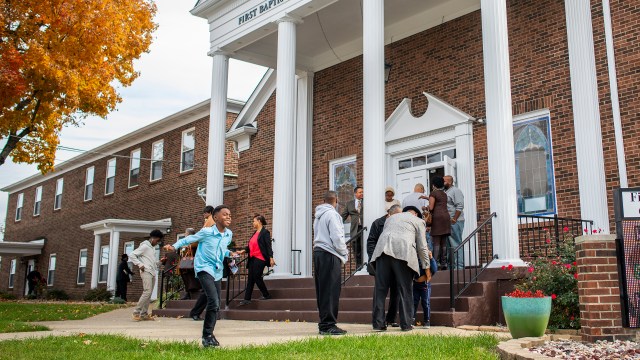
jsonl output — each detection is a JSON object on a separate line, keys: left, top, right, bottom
{"left": 133, "top": 271, "right": 155, "bottom": 316}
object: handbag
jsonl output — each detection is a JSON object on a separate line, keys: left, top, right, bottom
{"left": 429, "top": 256, "right": 438, "bottom": 275}
{"left": 179, "top": 247, "right": 194, "bottom": 269}
{"left": 424, "top": 210, "right": 433, "bottom": 226}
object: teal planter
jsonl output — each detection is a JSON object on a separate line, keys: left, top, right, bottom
{"left": 501, "top": 296, "right": 551, "bottom": 339}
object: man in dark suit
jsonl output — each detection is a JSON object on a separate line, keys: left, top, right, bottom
{"left": 341, "top": 186, "right": 364, "bottom": 267}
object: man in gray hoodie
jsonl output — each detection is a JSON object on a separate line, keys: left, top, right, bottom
{"left": 313, "top": 190, "right": 348, "bottom": 335}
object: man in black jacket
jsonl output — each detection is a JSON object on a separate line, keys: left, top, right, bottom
{"left": 366, "top": 204, "right": 402, "bottom": 327}
{"left": 116, "top": 254, "right": 134, "bottom": 301}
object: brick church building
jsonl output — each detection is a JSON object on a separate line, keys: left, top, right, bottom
{"left": 1, "top": 0, "right": 638, "bottom": 306}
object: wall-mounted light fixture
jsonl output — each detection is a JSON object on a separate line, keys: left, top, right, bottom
{"left": 384, "top": 62, "right": 392, "bottom": 83}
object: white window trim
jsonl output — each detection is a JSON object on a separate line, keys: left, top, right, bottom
{"left": 128, "top": 148, "right": 141, "bottom": 188}
{"left": 77, "top": 249, "right": 88, "bottom": 285}
{"left": 8, "top": 259, "right": 16, "bottom": 288}
{"left": 84, "top": 166, "right": 94, "bottom": 202}
{"left": 47, "top": 253, "right": 56, "bottom": 286}
{"left": 54, "top": 178, "right": 63, "bottom": 210}
{"left": 180, "top": 127, "right": 196, "bottom": 173}
{"left": 512, "top": 109, "right": 557, "bottom": 216}
{"left": 150, "top": 140, "right": 164, "bottom": 182}
{"left": 15, "top": 193, "right": 23, "bottom": 221}
{"left": 98, "top": 245, "right": 110, "bottom": 283}
{"left": 105, "top": 158, "right": 116, "bottom": 195}
{"left": 33, "top": 186, "right": 42, "bottom": 216}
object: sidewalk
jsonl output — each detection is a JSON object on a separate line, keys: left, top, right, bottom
{"left": 0, "top": 307, "right": 508, "bottom": 348}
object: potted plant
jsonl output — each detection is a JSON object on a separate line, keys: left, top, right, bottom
{"left": 501, "top": 289, "right": 552, "bottom": 339}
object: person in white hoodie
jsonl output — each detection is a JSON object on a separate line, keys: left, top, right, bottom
{"left": 129, "top": 229, "right": 164, "bottom": 321}
{"left": 313, "top": 190, "right": 348, "bottom": 335}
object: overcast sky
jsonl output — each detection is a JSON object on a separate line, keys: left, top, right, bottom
{"left": 0, "top": 0, "right": 266, "bottom": 239}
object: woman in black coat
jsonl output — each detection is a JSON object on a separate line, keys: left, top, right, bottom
{"left": 115, "top": 254, "right": 134, "bottom": 301}
{"left": 238, "top": 214, "right": 274, "bottom": 305}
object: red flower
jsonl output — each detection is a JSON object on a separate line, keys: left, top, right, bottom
{"left": 552, "top": 260, "right": 557, "bottom": 265}
{"left": 551, "top": 294, "right": 557, "bottom": 300}
{"left": 528, "top": 267, "right": 534, "bottom": 273}
{"left": 545, "top": 239, "right": 551, "bottom": 244}
{"left": 505, "top": 289, "right": 545, "bottom": 298}
{"left": 592, "top": 229, "right": 597, "bottom": 234}
{"left": 584, "top": 228, "right": 588, "bottom": 233}
{"left": 543, "top": 228, "right": 548, "bottom": 231}
{"left": 572, "top": 261, "right": 577, "bottom": 266}
{"left": 570, "top": 315, "right": 575, "bottom": 321}
{"left": 563, "top": 226, "right": 569, "bottom": 232}
{"left": 507, "top": 264, "right": 514, "bottom": 271}
{"left": 574, "top": 273, "right": 578, "bottom": 279}
{"left": 565, "top": 264, "right": 571, "bottom": 269}
{"left": 501, "top": 265, "right": 506, "bottom": 270}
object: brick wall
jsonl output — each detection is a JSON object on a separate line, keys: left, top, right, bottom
{"left": 0, "top": 112, "right": 239, "bottom": 299}
{"left": 575, "top": 235, "right": 635, "bottom": 342}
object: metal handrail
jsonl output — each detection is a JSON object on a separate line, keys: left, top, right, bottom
{"left": 341, "top": 227, "right": 367, "bottom": 285}
{"left": 224, "top": 253, "right": 250, "bottom": 309}
{"left": 449, "top": 212, "right": 497, "bottom": 310}
{"left": 158, "top": 264, "right": 182, "bottom": 309}
{"left": 517, "top": 214, "right": 593, "bottom": 258}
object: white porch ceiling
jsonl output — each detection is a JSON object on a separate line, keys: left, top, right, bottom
{"left": 222, "top": 0, "right": 480, "bottom": 71}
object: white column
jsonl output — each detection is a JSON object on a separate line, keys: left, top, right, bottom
{"left": 90, "top": 234, "right": 101, "bottom": 289}
{"left": 481, "top": 0, "right": 523, "bottom": 267}
{"left": 206, "top": 51, "right": 230, "bottom": 206}
{"left": 602, "top": 0, "right": 627, "bottom": 188}
{"left": 565, "top": 2, "right": 610, "bottom": 233}
{"left": 362, "top": 0, "right": 386, "bottom": 265}
{"left": 455, "top": 122, "right": 478, "bottom": 265}
{"left": 272, "top": 15, "right": 301, "bottom": 276}
{"left": 294, "top": 72, "right": 314, "bottom": 277}
{"left": 106, "top": 230, "right": 120, "bottom": 291}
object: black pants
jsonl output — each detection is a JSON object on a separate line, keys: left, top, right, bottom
{"left": 352, "top": 226, "right": 363, "bottom": 267}
{"left": 27, "top": 280, "right": 37, "bottom": 296}
{"left": 313, "top": 249, "right": 342, "bottom": 331}
{"left": 244, "top": 258, "right": 270, "bottom": 301}
{"left": 115, "top": 280, "right": 128, "bottom": 301}
{"left": 197, "top": 271, "right": 221, "bottom": 338}
{"left": 190, "top": 291, "right": 207, "bottom": 318}
{"left": 372, "top": 254, "right": 414, "bottom": 330}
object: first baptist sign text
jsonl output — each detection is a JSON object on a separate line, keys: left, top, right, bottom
{"left": 622, "top": 190, "right": 640, "bottom": 218}
{"left": 238, "top": 0, "right": 287, "bottom": 26}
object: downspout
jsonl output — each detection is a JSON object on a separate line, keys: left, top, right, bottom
{"left": 602, "top": 0, "right": 628, "bottom": 187}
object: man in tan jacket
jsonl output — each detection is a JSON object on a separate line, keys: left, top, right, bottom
{"left": 370, "top": 206, "right": 430, "bottom": 331}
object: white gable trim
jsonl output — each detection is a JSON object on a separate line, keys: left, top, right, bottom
{"left": 385, "top": 92, "right": 475, "bottom": 144}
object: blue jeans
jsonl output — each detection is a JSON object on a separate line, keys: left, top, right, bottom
{"left": 413, "top": 282, "right": 431, "bottom": 323}
{"left": 448, "top": 220, "right": 465, "bottom": 270}
{"left": 197, "top": 271, "right": 221, "bottom": 338}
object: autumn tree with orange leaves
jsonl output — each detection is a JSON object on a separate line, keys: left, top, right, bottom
{"left": 0, "top": 0, "right": 157, "bottom": 172}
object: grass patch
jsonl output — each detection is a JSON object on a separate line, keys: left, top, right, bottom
{"left": 0, "top": 302, "right": 125, "bottom": 334}
{"left": 0, "top": 333, "right": 500, "bottom": 359}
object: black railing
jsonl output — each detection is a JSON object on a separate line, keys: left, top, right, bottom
{"left": 449, "top": 212, "right": 497, "bottom": 310}
{"left": 517, "top": 214, "right": 593, "bottom": 258}
{"left": 158, "top": 264, "right": 184, "bottom": 309}
{"left": 224, "top": 254, "right": 249, "bottom": 309}
{"left": 341, "top": 227, "right": 367, "bottom": 285}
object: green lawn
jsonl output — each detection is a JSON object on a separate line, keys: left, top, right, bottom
{"left": 0, "top": 302, "right": 125, "bottom": 333}
{"left": 0, "top": 333, "right": 500, "bottom": 360}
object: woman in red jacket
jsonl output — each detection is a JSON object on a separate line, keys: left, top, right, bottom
{"left": 239, "top": 214, "right": 275, "bottom": 306}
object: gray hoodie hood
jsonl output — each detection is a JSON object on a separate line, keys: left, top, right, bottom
{"left": 313, "top": 204, "right": 348, "bottom": 264}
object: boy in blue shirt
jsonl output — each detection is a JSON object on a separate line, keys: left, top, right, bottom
{"left": 164, "top": 205, "right": 239, "bottom": 348}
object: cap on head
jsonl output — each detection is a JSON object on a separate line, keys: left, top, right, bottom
{"left": 402, "top": 205, "right": 423, "bottom": 219}
{"left": 385, "top": 186, "right": 395, "bottom": 195}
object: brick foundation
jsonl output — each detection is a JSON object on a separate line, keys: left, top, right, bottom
{"left": 575, "top": 234, "right": 636, "bottom": 342}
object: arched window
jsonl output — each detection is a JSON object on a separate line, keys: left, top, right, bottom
{"left": 513, "top": 114, "right": 556, "bottom": 215}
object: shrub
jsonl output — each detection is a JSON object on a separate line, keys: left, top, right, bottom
{"left": 84, "top": 288, "right": 113, "bottom": 302}
{"left": 25, "top": 294, "right": 38, "bottom": 300}
{"left": 504, "top": 227, "right": 581, "bottom": 330}
{"left": 0, "top": 291, "right": 17, "bottom": 300}
{"left": 110, "top": 297, "right": 126, "bottom": 304}
{"left": 45, "top": 289, "right": 70, "bottom": 300}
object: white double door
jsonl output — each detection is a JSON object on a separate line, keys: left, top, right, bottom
{"left": 396, "top": 156, "right": 456, "bottom": 200}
